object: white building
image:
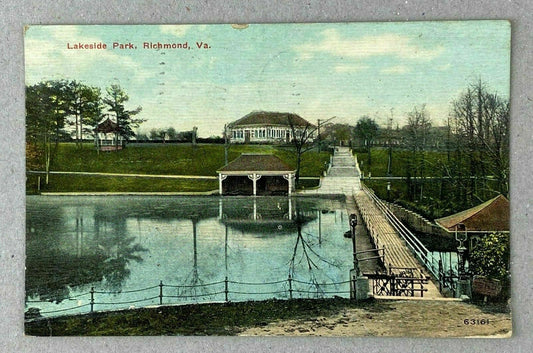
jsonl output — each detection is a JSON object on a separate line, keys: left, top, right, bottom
{"left": 228, "top": 111, "right": 316, "bottom": 144}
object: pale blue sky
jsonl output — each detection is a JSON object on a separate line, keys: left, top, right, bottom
{"left": 25, "top": 22, "right": 510, "bottom": 137}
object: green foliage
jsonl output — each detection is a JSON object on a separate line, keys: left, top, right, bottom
{"left": 102, "top": 84, "right": 144, "bottom": 141}
{"left": 469, "top": 232, "right": 510, "bottom": 282}
{"left": 354, "top": 116, "right": 379, "bottom": 144}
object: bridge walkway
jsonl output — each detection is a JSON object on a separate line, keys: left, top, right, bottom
{"left": 299, "top": 147, "right": 441, "bottom": 298}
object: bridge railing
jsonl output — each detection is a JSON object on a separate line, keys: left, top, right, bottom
{"left": 360, "top": 184, "right": 441, "bottom": 280}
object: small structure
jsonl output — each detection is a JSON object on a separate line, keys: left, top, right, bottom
{"left": 227, "top": 111, "right": 316, "bottom": 144}
{"left": 217, "top": 154, "right": 296, "bottom": 196}
{"left": 94, "top": 116, "right": 124, "bottom": 151}
{"left": 435, "top": 194, "right": 510, "bottom": 233}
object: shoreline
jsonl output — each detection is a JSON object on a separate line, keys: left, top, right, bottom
{"left": 30, "top": 192, "right": 345, "bottom": 198}
{"left": 24, "top": 297, "right": 511, "bottom": 337}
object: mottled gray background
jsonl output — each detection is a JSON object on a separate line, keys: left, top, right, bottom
{"left": 1, "top": 0, "right": 531, "bottom": 352}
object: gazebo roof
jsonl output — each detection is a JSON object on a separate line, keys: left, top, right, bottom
{"left": 228, "top": 111, "right": 314, "bottom": 128}
{"left": 94, "top": 117, "right": 118, "bottom": 133}
{"left": 217, "top": 154, "right": 295, "bottom": 173}
{"left": 435, "top": 194, "right": 510, "bottom": 232}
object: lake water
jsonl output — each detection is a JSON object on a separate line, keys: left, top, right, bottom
{"left": 26, "top": 196, "right": 353, "bottom": 317}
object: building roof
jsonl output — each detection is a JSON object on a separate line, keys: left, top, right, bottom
{"left": 94, "top": 117, "right": 118, "bottom": 133}
{"left": 435, "top": 194, "right": 510, "bottom": 232}
{"left": 228, "top": 111, "right": 314, "bottom": 128}
{"left": 217, "top": 154, "right": 295, "bottom": 173}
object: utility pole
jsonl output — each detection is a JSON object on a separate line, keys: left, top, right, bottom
{"left": 192, "top": 126, "right": 198, "bottom": 146}
{"left": 387, "top": 108, "right": 393, "bottom": 177}
{"left": 224, "top": 124, "right": 229, "bottom": 165}
{"left": 317, "top": 119, "right": 321, "bottom": 153}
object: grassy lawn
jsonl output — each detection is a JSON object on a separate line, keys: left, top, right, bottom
{"left": 354, "top": 148, "right": 449, "bottom": 177}
{"left": 30, "top": 175, "right": 219, "bottom": 193}
{"left": 27, "top": 143, "right": 329, "bottom": 193}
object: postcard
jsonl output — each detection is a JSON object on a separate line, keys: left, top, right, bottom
{"left": 24, "top": 22, "right": 511, "bottom": 337}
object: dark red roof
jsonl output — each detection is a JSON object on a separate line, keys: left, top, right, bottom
{"left": 218, "top": 154, "right": 295, "bottom": 173}
{"left": 435, "top": 195, "right": 510, "bottom": 232}
{"left": 94, "top": 117, "right": 118, "bottom": 133}
{"left": 229, "top": 111, "right": 314, "bottom": 128}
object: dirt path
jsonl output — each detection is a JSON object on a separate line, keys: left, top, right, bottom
{"left": 239, "top": 299, "right": 511, "bottom": 337}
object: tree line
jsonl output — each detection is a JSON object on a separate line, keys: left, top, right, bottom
{"left": 343, "top": 80, "right": 509, "bottom": 217}
{"left": 26, "top": 80, "right": 143, "bottom": 184}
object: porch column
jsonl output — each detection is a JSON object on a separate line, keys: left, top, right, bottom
{"left": 218, "top": 174, "right": 227, "bottom": 195}
{"left": 288, "top": 173, "right": 293, "bottom": 195}
{"left": 283, "top": 173, "right": 294, "bottom": 195}
{"left": 247, "top": 173, "right": 262, "bottom": 196}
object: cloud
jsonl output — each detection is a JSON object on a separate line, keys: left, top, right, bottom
{"left": 295, "top": 29, "right": 444, "bottom": 61}
{"left": 334, "top": 64, "right": 370, "bottom": 73}
{"left": 381, "top": 65, "right": 411, "bottom": 74}
{"left": 25, "top": 26, "right": 146, "bottom": 85}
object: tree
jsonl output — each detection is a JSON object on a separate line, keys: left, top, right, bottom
{"left": 450, "top": 80, "right": 510, "bottom": 206}
{"left": 102, "top": 84, "right": 144, "bottom": 150}
{"left": 149, "top": 128, "right": 165, "bottom": 141}
{"left": 286, "top": 115, "right": 318, "bottom": 185}
{"left": 26, "top": 80, "right": 71, "bottom": 184}
{"left": 65, "top": 81, "right": 102, "bottom": 148}
{"left": 166, "top": 127, "right": 178, "bottom": 140}
{"left": 404, "top": 104, "right": 432, "bottom": 201}
{"left": 321, "top": 123, "right": 353, "bottom": 145}
{"left": 354, "top": 116, "right": 379, "bottom": 166}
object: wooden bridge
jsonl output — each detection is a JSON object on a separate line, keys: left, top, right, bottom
{"left": 300, "top": 147, "right": 442, "bottom": 298}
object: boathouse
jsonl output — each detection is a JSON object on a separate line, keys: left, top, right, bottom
{"left": 216, "top": 154, "right": 296, "bottom": 196}
{"left": 435, "top": 194, "right": 510, "bottom": 234}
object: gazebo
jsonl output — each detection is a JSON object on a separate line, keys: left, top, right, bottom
{"left": 216, "top": 154, "right": 296, "bottom": 196}
{"left": 435, "top": 194, "right": 510, "bottom": 233}
{"left": 94, "top": 117, "right": 124, "bottom": 151}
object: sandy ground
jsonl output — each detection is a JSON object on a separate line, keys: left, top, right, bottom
{"left": 239, "top": 299, "right": 512, "bottom": 337}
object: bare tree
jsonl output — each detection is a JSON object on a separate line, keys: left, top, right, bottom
{"left": 404, "top": 104, "right": 431, "bottom": 201}
{"left": 286, "top": 115, "right": 318, "bottom": 185}
{"left": 450, "top": 80, "right": 509, "bottom": 204}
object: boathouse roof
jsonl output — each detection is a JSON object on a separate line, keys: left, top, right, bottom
{"left": 435, "top": 194, "right": 509, "bottom": 232}
{"left": 217, "top": 154, "right": 295, "bottom": 173}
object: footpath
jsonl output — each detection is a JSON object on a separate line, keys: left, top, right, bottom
{"left": 299, "top": 147, "right": 378, "bottom": 273}
{"left": 300, "top": 147, "right": 441, "bottom": 298}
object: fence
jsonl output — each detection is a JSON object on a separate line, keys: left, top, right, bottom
{"left": 25, "top": 275, "right": 352, "bottom": 320}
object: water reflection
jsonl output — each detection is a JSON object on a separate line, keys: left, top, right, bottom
{"left": 26, "top": 203, "right": 148, "bottom": 303}
{"left": 26, "top": 196, "right": 351, "bottom": 315}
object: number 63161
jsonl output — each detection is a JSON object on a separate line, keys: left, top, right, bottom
{"left": 464, "top": 319, "right": 490, "bottom": 325}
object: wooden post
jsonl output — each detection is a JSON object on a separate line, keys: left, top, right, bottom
{"left": 288, "top": 274, "right": 293, "bottom": 299}
{"left": 90, "top": 287, "right": 95, "bottom": 313}
{"left": 224, "top": 276, "right": 229, "bottom": 302}
{"left": 159, "top": 280, "right": 163, "bottom": 305}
